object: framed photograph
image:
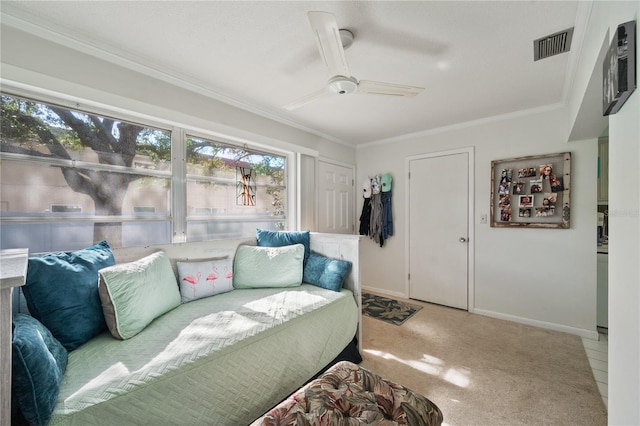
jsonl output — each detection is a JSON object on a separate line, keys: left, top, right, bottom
{"left": 550, "top": 175, "right": 564, "bottom": 192}
{"left": 519, "top": 194, "right": 534, "bottom": 207}
{"left": 490, "top": 152, "right": 571, "bottom": 228}
{"left": 603, "top": 21, "right": 636, "bottom": 116}
{"left": 512, "top": 181, "right": 526, "bottom": 195}
{"left": 500, "top": 168, "right": 513, "bottom": 183}
{"left": 498, "top": 180, "right": 510, "bottom": 195}
{"left": 500, "top": 206, "right": 513, "bottom": 222}
{"left": 530, "top": 179, "right": 543, "bottom": 193}
{"left": 518, "top": 167, "right": 536, "bottom": 178}
{"left": 539, "top": 164, "right": 553, "bottom": 179}
{"left": 519, "top": 208, "right": 532, "bottom": 218}
{"left": 498, "top": 194, "right": 511, "bottom": 208}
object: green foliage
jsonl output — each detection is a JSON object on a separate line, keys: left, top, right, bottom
{"left": 137, "top": 128, "right": 171, "bottom": 162}
{"left": 252, "top": 156, "right": 285, "bottom": 184}
{"left": 1, "top": 96, "right": 82, "bottom": 151}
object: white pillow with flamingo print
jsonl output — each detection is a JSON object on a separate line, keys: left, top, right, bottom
{"left": 177, "top": 258, "right": 234, "bottom": 303}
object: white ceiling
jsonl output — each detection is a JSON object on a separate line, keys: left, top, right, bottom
{"left": 1, "top": 1, "right": 584, "bottom": 145}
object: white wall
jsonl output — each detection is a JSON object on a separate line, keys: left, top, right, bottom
{"left": 608, "top": 84, "right": 639, "bottom": 426}
{"left": 357, "top": 106, "right": 599, "bottom": 337}
{"left": 565, "top": 1, "right": 640, "bottom": 423}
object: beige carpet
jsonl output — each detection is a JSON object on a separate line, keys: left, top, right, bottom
{"left": 360, "top": 296, "right": 607, "bottom": 426}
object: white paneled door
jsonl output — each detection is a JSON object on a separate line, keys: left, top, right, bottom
{"left": 318, "top": 161, "right": 354, "bottom": 234}
{"left": 408, "top": 150, "right": 469, "bottom": 310}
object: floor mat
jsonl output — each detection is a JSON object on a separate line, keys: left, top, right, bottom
{"left": 361, "top": 292, "right": 423, "bottom": 326}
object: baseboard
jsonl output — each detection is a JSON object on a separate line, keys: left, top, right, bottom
{"left": 474, "top": 308, "right": 600, "bottom": 340}
{"left": 360, "top": 287, "right": 600, "bottom": 340}
{"left": 361, "top": 286, "right": 407, "bottom": 301}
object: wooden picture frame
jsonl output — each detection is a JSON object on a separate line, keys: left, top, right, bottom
{"left": 490, "top": 152, "right": 571, "bottom": 228}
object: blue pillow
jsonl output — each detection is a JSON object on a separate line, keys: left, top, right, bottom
{"left": 302, "top": 252, "right": 352, "bottom": 292}
{"left": 23, "top": 241, "right": 115, "bottom": 351}
{"left": 256, "top": 229, "right": 310, "bottom": 264}
{"left": 12, "top": 313, "right": 68, "bottom": 426}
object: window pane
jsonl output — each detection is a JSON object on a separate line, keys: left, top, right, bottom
{"left": 185, "top": 135, "right": 286, "bottom": 240}
{"left": 0, "top": 94, "right": 172, "bottom": 251}
{"left": 0, "top": 220, "right": 171, "bottom": 253}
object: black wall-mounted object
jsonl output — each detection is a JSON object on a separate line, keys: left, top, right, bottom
{"left": 603, "top": 21, "right": 636, "bottom": 116}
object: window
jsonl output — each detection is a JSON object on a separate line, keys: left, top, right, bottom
{"left": 185, "top": 135, "right": 286, "bottom": 241}
{"left": 0, "top": 93, "right": 290, "bottom": 252}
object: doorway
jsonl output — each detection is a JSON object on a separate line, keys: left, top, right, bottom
{"left": 317, "top": 160, "right": 355, "bottom": 234}
{"left": 407, "top": 148, "right": 473, "bottom": 310}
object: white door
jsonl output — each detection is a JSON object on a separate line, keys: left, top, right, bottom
{"left": 318, "top": 161, "right": 354, "bottom": 234}
{"left": 408, "top": 151, "right": 469, "bottom": 310}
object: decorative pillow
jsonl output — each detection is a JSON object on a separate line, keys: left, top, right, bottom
{"left": 23, "top": 241, "right": 115, "bottom": 351}
{"left": 303, "top": 252, "right": 352, "bottom": 292}
{"left": 98, "top": 251, "right": 181, "bottom": 340}
{"left": 177, "top": 257, "right": 234, "bottom": 303}
{"left": 256, "top": 228, "right": 310, "bottom": 264}
{"left": 233, "top": 244, "right": 304, "bottom": 289}
{"left": 12, "top": 313, "right": 68, "bottom": 426}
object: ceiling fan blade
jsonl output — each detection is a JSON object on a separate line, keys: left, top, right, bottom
{"left": 308, "top": 11, "right": 351, "bottom": 77}
{"left": 283, "top": 87, "right": 330, "bottom": 111}
{"left": 358, "top": 80, "right": 424, "bottom": 97}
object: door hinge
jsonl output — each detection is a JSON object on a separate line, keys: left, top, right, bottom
{"left": 408, "top": 273, "right": 410, "bottom": 281}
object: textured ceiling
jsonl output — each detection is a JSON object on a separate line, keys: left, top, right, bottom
{"left": 1, "top": 1, "right": 583, "bottom": 145}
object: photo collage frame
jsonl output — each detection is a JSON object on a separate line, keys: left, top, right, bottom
{"left": 490, "top": 152, "right": 571, "bottom": 228}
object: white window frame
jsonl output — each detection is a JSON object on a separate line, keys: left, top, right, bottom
{"left": 0, "top": 84, "right": 301, "bottom": 248}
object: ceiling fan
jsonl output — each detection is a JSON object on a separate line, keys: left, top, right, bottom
{"left": 283, "top": 11, "right": 425, "bottom": 110}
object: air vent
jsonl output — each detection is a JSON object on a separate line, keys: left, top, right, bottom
{"left": 534, "top": 28, "right": 574, "bottom": 61}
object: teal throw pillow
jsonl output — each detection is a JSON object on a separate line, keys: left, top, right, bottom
{"left": 23, "top": 241, "right": 115, "bottom": 351}
{"left": 256, "top": 228, "right": 310, "bottom": 264}
{"left": 12, "top": 313, "right": 68, "bottom": 426}
{"left": 303, "top": 252, "right": 352, "bottom": 292}
{"left": 98, "top": 251, "right": 181, "bottom": 340}
{"left": 233, "top": 244, "right": 304, "bottom": 289}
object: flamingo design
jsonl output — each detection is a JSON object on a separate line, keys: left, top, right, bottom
{"left": 206, "top": 265, "right": 218, "bottom": 290}
{"left": 224, "top": 265, "right": 233, "bottom": 280}
{"left": 182, "top": 272, "right": 201, "bottom": 298}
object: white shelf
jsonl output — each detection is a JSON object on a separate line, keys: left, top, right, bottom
{"left": 1, "top": 248, "right": 29, "bottom": 290}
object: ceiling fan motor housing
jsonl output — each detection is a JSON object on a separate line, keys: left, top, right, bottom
{"left": 328, "top": 75, "right": 358, "bottom": 94}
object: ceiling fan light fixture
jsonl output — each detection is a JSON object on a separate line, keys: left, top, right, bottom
{"left": 328, "top": 75, "right": 358, "bottom": 94}
{"left": 339, "top": 29, "right": 354, "bottom": 49}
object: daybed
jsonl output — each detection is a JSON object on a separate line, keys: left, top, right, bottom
{"left": 10, "top": 232, "right": 362, "bottom": 426}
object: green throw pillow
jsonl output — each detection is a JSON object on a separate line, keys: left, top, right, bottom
{"left": 256, "top": 229, "right": 310, "bottom": 264}
{"left": 233, "top": 244, "right": 304, "bottom": 289}
{"left": 98, "top": 251, "right": 181, "bottom": 340}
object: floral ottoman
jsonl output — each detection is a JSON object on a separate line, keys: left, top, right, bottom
{"left": 252, "top": 361, "right": 443, "bottom": 425}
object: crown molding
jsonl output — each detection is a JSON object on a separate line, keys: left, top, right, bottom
{"left": 357, "top": 102, "right": 566, "bottom": 149}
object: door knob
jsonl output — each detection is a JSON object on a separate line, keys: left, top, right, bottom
{"left": 459, "top": 237, "right": 467, "bottom": 243}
